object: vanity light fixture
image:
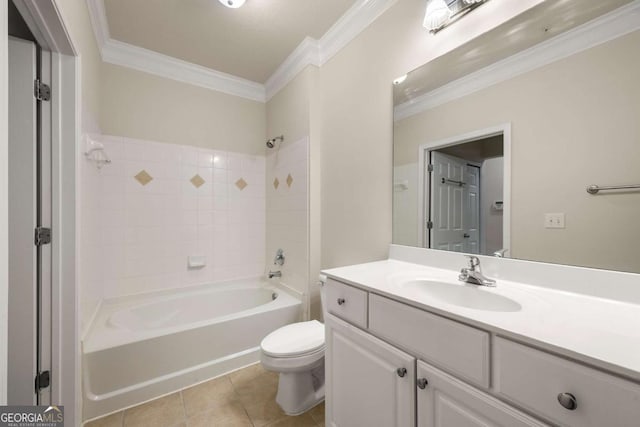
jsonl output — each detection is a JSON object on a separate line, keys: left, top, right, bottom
{"left": 218, "top": 0, "right": 246, "bottom": 8}
{"left": 423, "top": 0, "right": 452, "bottom": 32}
{"left": 424, "top": 0, "right": 489, "bottom": 34}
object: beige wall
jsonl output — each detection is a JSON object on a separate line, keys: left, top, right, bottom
{"left": 394, "top": 30, "right": 640, "bottom": 272}
{"left": 58, "top": 1, "right": 267, "bottom": 155}
{"left": 266, "top": 65, "right": 324, "bottom": 319}
{"left": 317, "top": 0, "right": 542, "bottom": 269}
{"left": 99, "top": 63, "right": 266, "bottom": 154}
{"left": 267, "top": 66, "right": 315, "bottom": 143}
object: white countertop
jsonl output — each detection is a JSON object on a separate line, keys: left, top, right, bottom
{"left": 323, "top": 259, "right": 640, "bottom": 382}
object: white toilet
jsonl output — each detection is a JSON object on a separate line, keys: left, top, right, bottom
{"left": 260, "top": 278, "right": 326, "bottom": 415}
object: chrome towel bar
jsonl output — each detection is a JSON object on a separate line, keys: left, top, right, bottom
{"left": 586, "top": 184, "right": 640, "bottom": 194}
{"left": 441, "top": 178, "right": 465, "bottom": 187}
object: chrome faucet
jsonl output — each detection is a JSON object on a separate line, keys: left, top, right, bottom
{"left": 493, "top": 248, "right": 508, "bottom": 258}
{"left": 459, "top": 255, "right": 496, "bottom": 287}
{"left": 274, "top": 248, "right": 285, "bottom": 266}
{"left": 268, "top": 270, "right": 282, "bottom": 279}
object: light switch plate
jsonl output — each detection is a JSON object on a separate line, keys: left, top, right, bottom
{"left": 545, "top": 213, "right": 565, "bottom": 229}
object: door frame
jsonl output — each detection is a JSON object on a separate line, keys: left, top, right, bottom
{"left": 417, "top": 123, "right": 511, "bottom": 255}
{"left": 2, "top": 0, "right": 78, "bottom": 422}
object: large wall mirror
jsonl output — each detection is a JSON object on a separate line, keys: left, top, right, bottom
{"left": 393, "top": 0, "right": 640, "bottom": 273}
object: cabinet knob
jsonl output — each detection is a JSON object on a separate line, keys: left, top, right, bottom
{"left": 557, "top": 393, "right": 577, "bottom": 410}
{"left": 337, "top": 298, "right": 346, "bottom": 305}
{"left": 417, "top": 378, "right": 429, "bottom": 389}
{"left": 396, "top": 368, "right": 407, "bottom": 378}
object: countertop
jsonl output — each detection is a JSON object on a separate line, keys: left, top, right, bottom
{"left": 323, "top": 259, "right": 640, "bottom": 382}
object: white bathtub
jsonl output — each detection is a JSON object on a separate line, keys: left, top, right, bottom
{"left": 82, "top": 278, "right": 301, "bottom": 421}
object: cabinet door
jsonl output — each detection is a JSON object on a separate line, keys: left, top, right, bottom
{"left": 417, "top": 361, "right": 548, "bottom": 427}
{"left": 326, "top": 314, "right": 415, "bottom": 427}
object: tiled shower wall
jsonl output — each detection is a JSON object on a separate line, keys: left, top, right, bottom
{"left": 266, "top": 137, "right": 310, "bottom": 317}
{"left": 80, "top": 135, "right": 266, "bottom": 332}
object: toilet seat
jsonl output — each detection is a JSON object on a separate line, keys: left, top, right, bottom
{"left": 261, "top": 320, "right": 325, "bottom": 358}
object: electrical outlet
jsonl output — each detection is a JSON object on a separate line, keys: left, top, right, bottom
{"left": 545, "top": 213, "right": 565, "bottom": 229}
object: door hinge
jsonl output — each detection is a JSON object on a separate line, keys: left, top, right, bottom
{"left": 34, "top": 227, "right": 52, "bottom": 246}
{"left": 34, "top": 79, "right": 51, "bottom": 101}
{"left": 35, "top": 370, "right": 50, "bottom": 392}
{"left": 427, "top": 164, "right": 434, "bottom": 173}
{"left": 426, "top": 221, "right": 433, "bottom": 229}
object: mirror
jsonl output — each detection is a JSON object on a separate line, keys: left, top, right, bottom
{"left": 393, "top": 0, "right": 640, "bottom": 273}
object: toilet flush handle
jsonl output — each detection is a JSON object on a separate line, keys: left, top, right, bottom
{"left": 337, "top": 298, "right": 346, "bottom": 305}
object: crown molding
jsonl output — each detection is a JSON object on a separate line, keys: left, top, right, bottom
{"left": 264, "top": 0, "right": 398, "bottom": 100}
{"left": 265, "top": 37, "right": 320, "bottom": 101}
{"left": 394, "top": 0, "right": 640, "bottom": 122}
{"left": 87, "top": 0, "right": 265, "bottom": 102}
{"left": 102, "top": 39, "right": 266, "bottom": 102}
{"left": 87, "top": 0, "right": 397, "bottom": 102}
{"left": 317, "top": 0, "right": 398, "bottom": 66}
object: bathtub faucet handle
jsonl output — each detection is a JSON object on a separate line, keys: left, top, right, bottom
{"left": 274, "top": 249, "right": 285, "bottom": 266}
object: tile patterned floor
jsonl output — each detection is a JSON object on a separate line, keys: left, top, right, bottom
{"left": 84, "top": 363, "right": 325, "bottom": 427}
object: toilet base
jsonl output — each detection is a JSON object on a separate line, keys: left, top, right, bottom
{"left": 275, "top": 360, "right": 325, "bottom": 415}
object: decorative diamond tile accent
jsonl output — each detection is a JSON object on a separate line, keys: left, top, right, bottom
{"left": 235, "top": 178, "right": 248, "bottom": 190}
{"left": 134, "top": 170, "right": 153, "bottom": 186}
{"left": 273, "top": 178, "right": 280, "bottom": 189}
{"left": 286, "top": 173, "right": 293, "bottom": 188}
{"left": 190, "top": 174, "right": 205, "bottom": 188}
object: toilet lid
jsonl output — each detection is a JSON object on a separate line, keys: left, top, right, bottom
{"left": 261, "top": 320, "right": 325, "bottom": 357}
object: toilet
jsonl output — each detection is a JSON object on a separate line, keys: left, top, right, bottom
{"left": 260, "top": 277, "right": 327, "bottom": 415}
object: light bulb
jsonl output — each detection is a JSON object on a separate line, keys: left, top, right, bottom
{"left": 218, "top": 0, "right": 246, "bottom": 8}
{"left": 423, "top": 0, "right": 452, "bottom": 31}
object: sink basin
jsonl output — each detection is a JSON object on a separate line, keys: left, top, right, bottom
{"left": 399, "top": 280, "right": 522, "bottom": 312}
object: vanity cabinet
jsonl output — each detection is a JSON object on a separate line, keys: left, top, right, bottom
{"left": 493, "top": 337, "right": 640, "bottom": 427}
{"left": 326, "top": 314, "right": 415, "bottom": 427}
{"left": 369, "top": 293, "right": 490, "bottom": 388}
{"left": 324, "top": 278, "right": 640, "bottom": 427}
{"left": 417, "top": 361, "right": 545, "bottom": 427}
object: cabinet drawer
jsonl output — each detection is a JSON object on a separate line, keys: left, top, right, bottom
{"left": 326, "top": 278, "right": 368, "bottom": 329}
{"left": 369, "top": 293, "right": 490, "bottom": 388}
{"left": 494, "top": 337, "right": 640, "bottom": 427}
{"left": 417, "top": 360, "right": 548, "bottom": 427}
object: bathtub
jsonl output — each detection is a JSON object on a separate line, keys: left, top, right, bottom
{"left": 82, "top": 278, "right": 301, "bottom": 421}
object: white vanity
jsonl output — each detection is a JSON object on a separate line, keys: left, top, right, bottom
{"left": 322, "top": 246, "right": 640, "bottom": 427}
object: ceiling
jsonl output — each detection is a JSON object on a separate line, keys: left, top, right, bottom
{"left": 104, "top": 0, "right": 358, "bottom": 83}
{"left": 394, "top": 0, "right": 634, "bottom": 105}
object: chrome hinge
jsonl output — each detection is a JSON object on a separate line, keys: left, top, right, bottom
{"left": 34, "top": 227, "right": 52, "bottom": 246}
{"left": 427, "top": 164, "right": 434, "bottom": 172}
{"left": 34, "top": 79, "right": 51, "bottom": 101}
{"left": 426, "top": 221, "right": 433, "bottom": 229}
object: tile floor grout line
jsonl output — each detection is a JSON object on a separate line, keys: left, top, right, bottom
{"left": 179, "top": 390, "right": 187, "bottom": 424}
{"left": 229, "top": 377, "right": 256, "bottom": 427}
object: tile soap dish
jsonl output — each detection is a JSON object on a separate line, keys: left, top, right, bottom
{"left": 188, "top": 256, "right": 206, "bottom": 269}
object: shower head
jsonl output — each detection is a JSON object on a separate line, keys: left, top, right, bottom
{"left": 266, "top": 135, "right": 284, "bottom": 148}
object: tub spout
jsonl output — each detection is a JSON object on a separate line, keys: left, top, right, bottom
{"left": 268, "top": 270, "right": 282, "bottom": 279}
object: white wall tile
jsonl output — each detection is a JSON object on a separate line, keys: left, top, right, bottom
{"left": 80, "top": 134, "right": 269, "bottom": 330}
{"left": 265, "top": 137, "right": 310, "bottom": 309}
